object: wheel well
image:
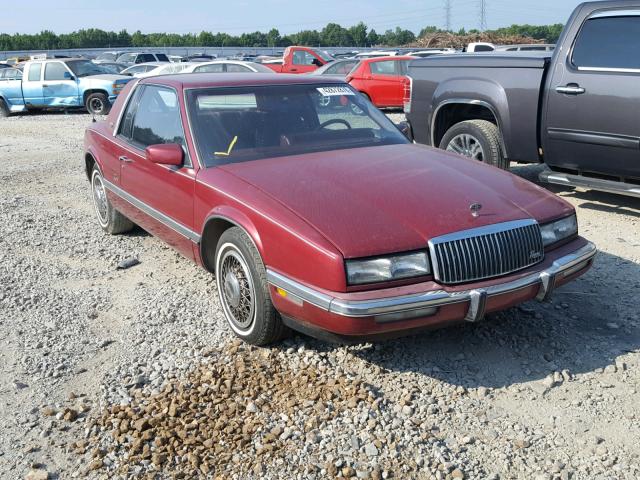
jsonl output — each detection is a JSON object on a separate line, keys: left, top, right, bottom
{"left": 85, "top": 153, "right": 96, "bottom": 181}
{"left": 433, "top": 103, "right": 498, "bottom": 148}
{"left": 83, "top": 89, "right": 108, "bottom": 104}
{"left": 200, "top": 217, "right": 235, "bottom": 273}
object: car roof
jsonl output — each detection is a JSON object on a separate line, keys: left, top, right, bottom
{"left": 139, "top": 73, "right": 346, "bottom": 89}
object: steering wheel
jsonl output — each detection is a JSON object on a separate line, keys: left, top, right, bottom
{"left": 318, "top": 119, "right": 352, "bottom": 130}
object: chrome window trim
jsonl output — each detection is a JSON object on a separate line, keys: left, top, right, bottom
{"left": 427, "top": 219, "right": 541, "bottom": 284}
{"left": 102, "top": 177, "right": 201, "bottom": 243}
{"left": 266, "top": 242, "right": 596, "bottom": 319}
{"left": 577, "top": 66, "right": 640, "bottom": 74}
{"left": 430, "top": 98, "right": 508, "bottom": 157}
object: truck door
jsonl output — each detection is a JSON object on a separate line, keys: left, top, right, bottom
{"left": 543, "top": 9, "right": 640, "bottom": 181}
{"left": 21, "top": 63, "right": 45, "bottom": 106}
{"left": 43, "top": 62, "right": 80, "bottom": 107}
{"left": 286, "top": 50, "right": 321, "bottom": 74}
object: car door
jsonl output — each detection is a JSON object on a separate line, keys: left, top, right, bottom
{"left": 367, "top": 59, "right": 401, "bottom": 106}
{"left": 21, "top": 62, "right": 44, "bottom": 106}
{"left": 118, "top": 84, "right": 197, "bottom": 259}
{"left": 0, "top": 68, "right": 24, "bottom": 107}
{"left": 543, "top": 9, "right": 640, "bottom": 180}
{"left": 42, "top": 61, "right": 80, "bottom": 107}
{"left": 287, "top": 50, "right": 321, "bottom": 74}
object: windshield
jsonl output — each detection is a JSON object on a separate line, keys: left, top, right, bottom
{"left": 66, "top": 60, "right": 108, "bottom": 77}
{"left": 312, "top": 49, "right": 334, "bottom": 62}
{"left": 187, "top": 83, "right": 408, "bottom": 167}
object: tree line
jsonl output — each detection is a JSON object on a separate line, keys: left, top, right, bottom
{"left": 0, "top": 23, "right": 564, "bottom": 51}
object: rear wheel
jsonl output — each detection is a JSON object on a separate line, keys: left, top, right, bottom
{"left": 439, "top": 119, "right": 508, "bottom": 169}
{"left": 85, "top": 93, "right": 110, "bottom": 116}
{"left": 91, "top": 167, "right": 134, "bottom": 234}
{"left": 215, "top": 227, "right": 288, "bottom": 345}
{"left": 0, "top": 98, "right": 9, "bottom": 117}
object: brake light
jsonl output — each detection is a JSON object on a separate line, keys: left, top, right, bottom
{"left": 403, "top": 75, "right": 413, "bottom": 113}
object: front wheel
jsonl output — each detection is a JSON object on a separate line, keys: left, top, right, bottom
{"left": 439, "top": 119, "right": 508, "bottom": 169}
{"left": 0, "top": 97, "right": 9, "bottom": 117}
{"left": 215, "top": 227, "right": 287, "bottom": 345}
{"left": 91, "top": 167, "right": 134, "bottom": 234}
{"left": 85, "top": 93, "right": 110, "bottom": 116}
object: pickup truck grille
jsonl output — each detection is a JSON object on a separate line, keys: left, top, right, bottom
{"left": 428, "top": 220, "right": 544, "bottom": 284}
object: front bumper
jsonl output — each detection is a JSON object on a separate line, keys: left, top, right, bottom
{"left": 267, "top": 240, "right": 596, "bottom": 339}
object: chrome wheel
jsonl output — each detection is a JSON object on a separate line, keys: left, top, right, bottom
{"left": 446, "top": 134, "right": 484, "bottom": 161}
{"left": 91, "top": 170, "right": 109, "bottom": 227}
{"left": 217, "top": 245, "right": 256, "bottom": 334}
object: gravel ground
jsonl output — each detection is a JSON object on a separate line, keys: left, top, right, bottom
{"left": 1, "top": 112, "right": 639, "bottom": 480}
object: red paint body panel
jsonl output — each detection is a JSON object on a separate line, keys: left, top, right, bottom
{"left": 263, "top": 46, "right": 328, "bottom": 74}
{"left": 347, "top": 56, "right": 415, "bottom": 108}
{"left": 83, "top": 73, "right": 590, "bottom": 340}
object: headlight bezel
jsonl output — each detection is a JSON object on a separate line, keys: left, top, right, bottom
{"left": 345, "top": 250, "right": 432, "bottom": 286}
{"left": 540, "top": 214, "right": 578, "bottom": 248}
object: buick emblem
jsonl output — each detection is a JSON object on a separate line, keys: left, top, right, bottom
{"left": 469, "top": 203, "right": 482, "bottom": 217}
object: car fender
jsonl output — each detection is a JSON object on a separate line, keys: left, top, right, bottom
{"left": 200, "top": 205, "right": 264, "bottom": 261}
{"left": 431, "top": 77, "right": 510, "bottom": 155}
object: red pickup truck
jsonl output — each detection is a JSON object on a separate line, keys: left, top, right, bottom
{"left": 263, "top": 46, "right": 333, "bottom": 74}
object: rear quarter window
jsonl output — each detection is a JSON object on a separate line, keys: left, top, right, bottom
{"left": 370, "top": 60, "right": 396, "bottom": 75}
{"left": 27, "top": 63, "right": 42, "bottom": 81}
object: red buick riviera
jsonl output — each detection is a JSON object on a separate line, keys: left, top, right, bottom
{"left": 84, "top": 74, "right": 596, "bottom": 345}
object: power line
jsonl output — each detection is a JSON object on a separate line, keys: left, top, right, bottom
{"left": 445, "top": 0, "right": 452, "bottom": 31}
{"left": 480, "top": 0, "right": 487, "bottom": 30}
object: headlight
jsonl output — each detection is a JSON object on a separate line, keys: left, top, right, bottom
{"left": 346, "top": 251, "right": 431, "bottom": 285}
{"left": 540, "top": 214, "right": 578, "bottom": 247}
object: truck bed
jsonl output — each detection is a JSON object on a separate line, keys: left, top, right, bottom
{"left": 408, "top": 53, "right": 551, "bottom": 164}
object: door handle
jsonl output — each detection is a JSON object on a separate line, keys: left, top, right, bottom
{"left": 42, "top": 84, "right": 49, "bottom": 87}
{"left": 556, "top": 85, "right": 585, "bottom": 95}
{"left": 118, "top": 156, "right": 134, "bottom": 163}
{"left": 290, "top": 68, "right": 298, "bottom": 72}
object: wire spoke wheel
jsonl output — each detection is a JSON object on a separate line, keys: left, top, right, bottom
{"left": 446, "top": 133, "right": 484, "bottom": 161}
{"left": 91, "top": 172, "right": 109, "bottom": 226}
{"left": 218, "top": 247, "right": 256, "bottom": 332}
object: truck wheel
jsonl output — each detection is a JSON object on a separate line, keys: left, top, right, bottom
{"left": 0, "top": 98, "right": 9, "bottom": 117}
{"left": 439, "top": 120, "right": 508, "bottom": 169}
{"left": 85, "top": 93, "right": 110, "bottom": 116}
{"left": 91, "top": 167, "right": 134, "bottom": 234}
{"left": 215, "top": 227, "right": 288, "bottom": 346}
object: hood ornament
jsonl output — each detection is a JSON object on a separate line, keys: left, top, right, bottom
{"left": 469, "top": 203, "right": 482, "bottom": 217}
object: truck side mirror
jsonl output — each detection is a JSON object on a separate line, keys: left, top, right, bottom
{"left": 63, "top": 71, "right": 75, "bottom": 81}
{"left": 312, "top": 58, "right": 323, "bottom": 67}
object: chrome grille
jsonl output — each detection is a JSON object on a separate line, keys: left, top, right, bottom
{"left": 428, "top": 219, "right": 544, "bottom": 284}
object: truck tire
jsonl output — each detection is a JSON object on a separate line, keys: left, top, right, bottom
{"left": 91, "top": 167, "right": 134, "bottom": 234}
{"left": 85, "top": 93, "right": 110, "bottom": 116}
{"left": 439, "top": 120, "right": 508, "bottom": 170}
{"left": 0, "top": 98, "right": 9, "bottom": 117}
{"left": 215, "top": 227, "right": 288, "bottom": 346}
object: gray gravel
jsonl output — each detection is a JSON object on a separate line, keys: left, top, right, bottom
{"left": 1, "top": 112, "right": 639, "bottom": 479}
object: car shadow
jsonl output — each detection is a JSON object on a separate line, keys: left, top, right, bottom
{"left": 288, "top": 249, "right": 639, "bottom": 390}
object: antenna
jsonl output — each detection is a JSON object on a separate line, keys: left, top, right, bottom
{"left": 480, "top": 0, "right": 487, "bottom": 31}
{"left": 445, "top": 0, "right": 452, "bottom": 31}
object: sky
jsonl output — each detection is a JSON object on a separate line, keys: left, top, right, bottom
{"left": 0, "top": 0, "right": 582, "bottom": 35}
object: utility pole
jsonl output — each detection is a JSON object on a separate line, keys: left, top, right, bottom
{"left": 480, "top": 0, "right": 487, "bottom": 31}
{"left": 445, "top": 0, "right": 452, "bottom": 31}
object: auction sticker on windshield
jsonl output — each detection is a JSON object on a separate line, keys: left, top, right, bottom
{"left": 317, "top": 86, "right": 354, "bottom": 96}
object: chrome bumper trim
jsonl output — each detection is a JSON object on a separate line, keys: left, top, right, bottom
{"left": 267, "top": 242, "right": 596, "bottom": 320}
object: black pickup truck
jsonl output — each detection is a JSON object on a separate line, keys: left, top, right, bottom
{"left": 405, "top": 0, "right": 640, "bottom": 198}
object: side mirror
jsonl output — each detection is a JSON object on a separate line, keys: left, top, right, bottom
{"left": 145, "top": 144, "right": 184, "bottom": 166}
{"left": 395, "top": 121, "right": 413, "bottom": 141}
{"left": 312, "top": 58, "right": 323, "bottom": 67}
{"left": 63, "top": 71, "right": 75, "bottom": 80}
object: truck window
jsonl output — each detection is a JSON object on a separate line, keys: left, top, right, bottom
{"left": 370, "top": 60, "right": 396, "bottom": 75}
{"left": 155, "top": 53, "right": 169, "bottom": 62}
{"left": 293, "top": 51, "right": 316, "bottom": 65}
{"left": 44, "top": 62, "right": 69, "bottom": 81}
{"left": 572, "top": 14, "right": 640, "bottom": 70}
{"left": 139, "top": 54, "right": 156, "bottom": 63}
{"left": 28, "top": 63, "right": 42, "bottom": 81}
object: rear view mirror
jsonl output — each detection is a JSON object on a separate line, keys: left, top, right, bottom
{"left": 145, "top": 144, "right": 184, "bottom": 166}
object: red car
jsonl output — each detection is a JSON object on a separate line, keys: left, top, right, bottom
{"left": 84, "top": 74, "right": 596, "bottom": 345}
{"left": 346, "top": 56, "right": 415, "bottom": 109}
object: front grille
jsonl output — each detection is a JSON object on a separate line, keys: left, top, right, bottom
{"left": 428, "top": 219, "right": 544, "bottom": 284}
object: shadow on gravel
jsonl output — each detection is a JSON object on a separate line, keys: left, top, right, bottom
{"left": 295, "top": 249, "right": 640, "bottom": 390}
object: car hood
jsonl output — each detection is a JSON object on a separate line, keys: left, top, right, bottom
{"left": 220, "top": 144, "right": 573, "bottom": 258}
